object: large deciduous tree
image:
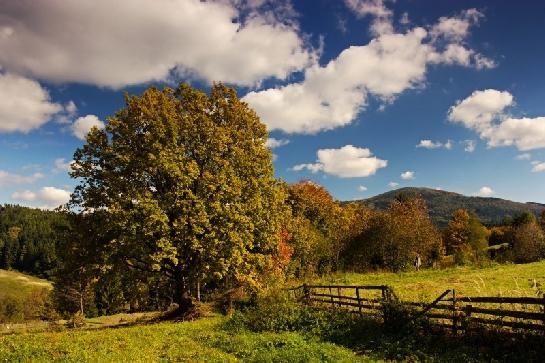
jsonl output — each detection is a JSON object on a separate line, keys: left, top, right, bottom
{"left": 70, "top": 83, "right": 284, "bottom": 314}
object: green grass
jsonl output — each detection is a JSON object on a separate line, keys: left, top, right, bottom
{"left": 0, "top": 269, "right": 52, "bottom": 300}
{"left": 311, "top": 260, "right": 545, "bottom": 302}
{"left": 0, "top": 269, "right": 52, "bottom": 324}
{"left": 0, "top": 315, "right": 367, "bottom": 362}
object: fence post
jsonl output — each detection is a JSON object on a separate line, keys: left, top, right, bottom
{"left": 356, "top": 287, "right": 362, "bottom": 315}
{"left": 463, "top": 304, "right": 472, "bottom": 335}
{"left": 452, "top": 289, "right": 458, "bottom": 335}
{"left": 381, "top": 286, "right": 390, "bottom": 325}
{"left": 329, "top": 287, "right": 334, "bottom": 306}
{"left": 337, "top": 287, "right": 342, "bottom": 308}
{"left": 542, "top": 293, "right": 545, "bottom": 336}
{"left": 303, "top": 284, "right": 310, "bottom": 305}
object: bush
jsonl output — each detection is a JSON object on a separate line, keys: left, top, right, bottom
{"left": 68, "top": 311, "right": 86, "bottom": 328}
{"left": 0, "top": 296, "right": 24, "bottom": 323}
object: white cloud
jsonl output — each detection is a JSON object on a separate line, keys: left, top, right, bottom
{"left": 344, "top": 0, "right": 394, "bottom": 36}
{"left": 0, "top": 73, "right": 62, "bottom": 133}
{"left": 57, "top": 100, "right": 78, "bottom": 124}
{"left": 292, "top": 145, "right": 387, "bottom": 178}
{"left": 532, "top": 162, "right": 545, "bottom": 173}
{"left": 71, "top": 115, "right": 105, "bottom": 140}
{"left": 476, "top": 186, "right": 494, "bottom": 197}
{"left": 485, "top": 117, "right": 545, "bottom": 150}
{"left": 344, "top": 0, "right": 392, "bottom": 18}
{"left": 400, "top": 170, "right": 415, "bottom": 180}
{"left": 388, "top": 182, "right": 399, "bottom": 188}
{"left": 416, "top": 139, "right": 452, "bottom": 150}
{"left": 357, "top": 185, "right": 368, "bottom": 192}
{"left": 245, "top": 8, "right": 493, "bottom": 134}
{"left": 11, "top": 190, "right": 37, "bottom": 201}
{"left": 0, "top": 0, "right": 314, "bottom": 88}
{"left": 430, "top": 9, "right": 483, "bottom": 42}
{"left": 0, "top": 170, "right": 44, "bottom": 186}
{"left": 291, "top": 163, "right": 324, "bottom": 173}
{"left": 265, "top": 138, "right": 290, "bottom": 149}
{"left": 448, "top": 89, "right": 545, "bottom": 151}
{"left": 448, "top": 89, "right": 514, "bottom": 131}
{"left": 474, "top": 53, "right": 497, "bottom": 69}
{"left": 463, "top": 140, "right": 476, "bottom": 153}
{"left": 515, "top": 153, "right": 532, "bottom": 160}
{"left": 11, "top": 186, "right": 71, "bottom": 209}
{"left": 417, "top": 139, "right": 442, "bottom": 149}
{"left": 53, "top": 158, "right": 74, "bottom": 172}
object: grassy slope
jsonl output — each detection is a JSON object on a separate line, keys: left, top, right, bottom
{"left": 0, "top": 315, "right": 366, "bottom": 363}
{"left": 313, "top": 261, "right": 545, "bottom": 301}
{"left": 0, "top": 269, "right": 52, "bottom": 300}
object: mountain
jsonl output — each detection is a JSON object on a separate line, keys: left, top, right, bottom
{"left": 354, "top": 187, "right": 545, "bottom": 228}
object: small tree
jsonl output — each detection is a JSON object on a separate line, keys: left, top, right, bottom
{"left": 513, "top": 217, "right": 545, "bottom": 263}
{"left": 444, "top": 209, "right": 489, "bottom": 263}
{"left": 70, "top": 83, "right": 284, "bottom": 314}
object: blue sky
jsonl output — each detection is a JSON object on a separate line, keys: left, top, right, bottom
{"left": 0, "top": 0, "right": 544, "bottom": 208}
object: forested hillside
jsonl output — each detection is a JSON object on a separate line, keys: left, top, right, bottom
{"left": 357, "top": 187, "right": 545, "bottom": 228}
{"left": 0, "top": 205, "right": 67, "bottom": 278}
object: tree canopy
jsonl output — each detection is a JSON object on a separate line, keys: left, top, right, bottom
{"left": 70, "top": 83, "right": 285, "bottom": 313}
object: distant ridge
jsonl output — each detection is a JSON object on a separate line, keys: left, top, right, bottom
{"left": 353, "top": 187, "right": 545, "bottom": 228}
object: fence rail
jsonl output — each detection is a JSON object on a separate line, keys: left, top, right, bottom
{"left": 289, "top": 284, "right": 545, "bottom": 335}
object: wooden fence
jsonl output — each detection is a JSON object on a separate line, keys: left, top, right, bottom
{"left": 288, "top": 284, "right": 545, "bottom": 335}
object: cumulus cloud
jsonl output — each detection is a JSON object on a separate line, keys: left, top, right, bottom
{"left": 244, "top": 7, "right": 493, "bottom": 134}
{"left": 0, "top": 170, "right": 44, "bottom": 186}
{"left": 463, "top": 140, "right": 476, "bottom": 153}
{"left": 71, "top": 115, "right": 105, "bottom": 140}
{"left": 476, "top": 186, "right": 494, "bottom": 197}
{"left": 11, "top": 186, "right": 71, "bottom": 209}
{"left": 388, "top": 182, "right": 399, "bottom": 188}
{"left": 400, "top": 170, "right": 415, "bottom": 180}
{"left": 0, "top": 0, "right": 314, "bottom": 88}
{"left": 532, "top": 162, "right": 545, "bottom": 173}
{"left": 448, "top": 89, "right": 545, "bottom": 151}
{"left": 292, "top": 145, "right": 387, "bottom": 178}
{"left": 430, "top": 8, "right": 483, "bottom": 42}
{"left": 357, "top": 185, "right": 368, "bottom": 192}
{"left": 416, "top": 139, "right": 452, "bottom": 150}
{"left": 53, "top": 158, "right": 74, "bottom": 172}
{"left": 0, "top": 73, "right": 62, "bottom": 133}
{"left": 448, "top": 89, "right": 514, "bottom": 131}
{"left": 265, "top": 138, "right": 290, "bottom": 149}
{"left": 516, "top": 153, "right": 532, "bottom": 160}
{"left": 344, "top": 0, "right": 393, "bottom": 36}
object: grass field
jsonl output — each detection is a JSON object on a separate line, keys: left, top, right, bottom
{"left": 2, "top": 262, "right": 545, "bottom": 362}
{"left": 0, "top": 269, "right": 52, "bottom": 299}
{"left": 0, "top": 314, "right": 364, "bottom": 363}
{"left": 312, "top": 261, "right": 545, "bottom": 302}
{"left": 0, "top": 269, "right": 52, "bottom": 324}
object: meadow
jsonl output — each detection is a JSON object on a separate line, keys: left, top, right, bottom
{"left": 312, "top": 260, "right": 545, "bottom": 302}
{"left": 0, "top": 269, "right": 52, "bottom": 325}
{"left": 0, "top": 314, "right": 364, "bottom": 363}
{"left": 2, "top": 261, "right": 545, "bottom": 362}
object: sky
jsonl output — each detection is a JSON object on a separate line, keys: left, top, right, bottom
{"left": 0, "top": 0, "right": 544, "bottom": 209}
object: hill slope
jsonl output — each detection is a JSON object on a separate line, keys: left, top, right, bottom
{"left": 0, "top": 269, "right": 52, "bottom": 323}
{"left": 356, "top": 187, "right": 545, "bottom": 228}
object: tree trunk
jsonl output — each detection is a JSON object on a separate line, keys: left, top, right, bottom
{"left": 174, "top": 274, "right": 194, "bottom": 316}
